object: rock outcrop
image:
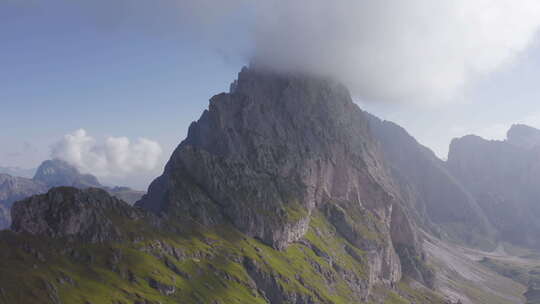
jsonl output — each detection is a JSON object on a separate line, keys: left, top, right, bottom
{"left": 0, "top": 174, "right": 48, "bottom": 228}
{"left": 137, "top": 67, "right": 425, "bottom": 287}
{"left": 11, "top": 187, "right": 148, "bottom": 243}
{"left": 507, "top": 124, "right": 540, "bottom": 149}
{"left": 447, "top": 126, "right": 540, "bottom": 248}
{"left": 0, "top": 204, "right": 10, "bottom": 229}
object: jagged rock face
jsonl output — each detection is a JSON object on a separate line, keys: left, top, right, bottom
{"left": 507, "top": 124, "right": 540, "bottom": 149}
{"left": 0, "top": 205, "right": 9, "bottom": 229}
{"left": 366, "top": 115, "right": 495, "bottom": 248}
{"left": 0, "top": 174, "right": 47, "bottom": 207}
{"left": 0, "top": 174, "right": 48, "bottom": 229}
{"left": 138, "top": 67, "right": 425, "bottom": 286}
{"left": 447, "top": 130, "right": 540, "bottom": 248}
{"left": 11, "top": 187, "right": 147, "bottom": 243}
{"left": 34, "top": 159, "right": 101, "bottom": 188}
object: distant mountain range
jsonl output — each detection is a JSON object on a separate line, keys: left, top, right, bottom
{"left": 0, "top": 159, "right": 145, "bottom": 229}
{"left": 447, "top": 124, "right": 540, "bottom": 249}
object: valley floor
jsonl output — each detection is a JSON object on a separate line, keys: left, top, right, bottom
{"left": 424, "top": 233, "right": 540, "bottom": 304}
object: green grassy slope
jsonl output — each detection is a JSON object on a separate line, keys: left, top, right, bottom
{"left": 0, "top": 211, "right": 445, "bottom": 304}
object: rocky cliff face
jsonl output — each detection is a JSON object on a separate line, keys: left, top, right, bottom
{"left": 447, "top": 127, "right": 540, "bottom": 248}
{"left": 11, "top": 187, "right": 149, "bottom": 243}
{"left": 507, "top": 124, "right": 540, "bottom": 149}
{"left": 137, "top": 67, "right": 426, "bottom": 288}
{"left": 0, "top": 204, "right": 10, "bottom": 229}
{"left": 0, "top": 174, "right": 48, "bottom": 228}
{"left": 366, "top": 115, "right": 495, "bottom": 249}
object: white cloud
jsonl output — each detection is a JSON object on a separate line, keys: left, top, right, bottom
{"left": 51, "top": 129, "right": 163, "bottom": 178}
{"left": 158, "top": 0, "right": 540, "bottom": 103}
{"left": 245, "top": 0, "right": 540, "bottom": 103}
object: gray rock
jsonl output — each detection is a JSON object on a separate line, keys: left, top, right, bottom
{"left": 447, "top": 127, "right": 540, "bottom": 249}
{"left": 507, "top": 123, "right": 540, "bottom": 149}
{"left": 366, "top": 114, "right": 496, "bottom": 248}
{"left": 137, "top": 67, "right": 425, "bottom": 287}
{"left": 0, "top": 174, "right": 48, "bottom": 229}
{"left": 11, "top": 187, "right": 148, "bottom": 243}
{"left": 148, "top": 278, "right": 176, "bottom": 296}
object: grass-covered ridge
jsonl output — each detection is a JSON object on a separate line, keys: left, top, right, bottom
{"left": 0, "top": 209, "right": 444, "bottom": 304}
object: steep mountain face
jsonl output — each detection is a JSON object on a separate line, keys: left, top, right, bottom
{"left": 507, "top": 124, "right": 540, "bottom": 149}
{"left": 0, "top": 159, "right": 144, "bottom": 229}
{"left": 137, "top": 67, "right": 430, "bottom": 289}
{"left": 11, "top": 187, "right": 150, "bottom": 243}
{"left": 0, "top": 205, "right": 8, "bottom": 229}
{"left": 447, "top": 127, "right": 540, "bottom": 248}
{"left": 366, "top": 115, "right": 495, "bottom": 249}
{"left": 0, "top": 174, "right": 48, "bottom": 228}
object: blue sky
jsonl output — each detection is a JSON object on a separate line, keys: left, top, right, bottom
{"left": 3, "top": 1, "right": 540, "bottom": 188}
{"left": 0, "top": 1, "right": 248, "bottom": 188}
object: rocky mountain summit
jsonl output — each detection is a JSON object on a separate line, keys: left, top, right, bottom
{"left": 507, "top": 123, "right": 540, "bottom": 149}
{"left": 0, "top": 159, "right": 144, "bottom": 229}
{"left": 33, "top": 159, "right": 101, "bottom": 189}
{"left": 137, "top": 67, "right": 431, "bottom": 285}
{"left": 447, "top": 125, "right": 540, "bottom": 249}
{"left": 11, "top": 187, "right": 150, "bottom": 243}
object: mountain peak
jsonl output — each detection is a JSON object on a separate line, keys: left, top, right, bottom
{"left": 33, "top": 159, "right": 101, "bottom": 189}
{"left": 11, "top": 187, "right": 148, "bottom": 242}
{"left": 506, "top": 123, "right": 540, "bottom": 149}
{"left": 136, "top": 67, "right": 433, "bottom": 287}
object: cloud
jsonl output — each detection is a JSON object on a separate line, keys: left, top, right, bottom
{"left": 51, "top": 129, "right": 163, "bottom": 178}
{"left": 244, "top": 0, "right": 540, "bottom": 103}
{"left": 140, "top": 0, "right": 540, "bottom": 103}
